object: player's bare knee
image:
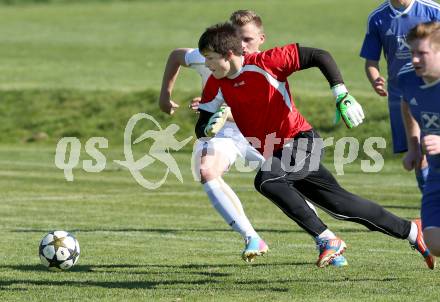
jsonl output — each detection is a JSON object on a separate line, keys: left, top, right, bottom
{"left": 424, "top": 228, "right": 440, "bottom": 256}
{"left": 427, "top": 240, "right": 440, "bottom": 257}
{"left": 199, "top": 165, "right": 222, "bottom": 183}
{"left": 199, "top": 152, "right": 229, "bottom": 183}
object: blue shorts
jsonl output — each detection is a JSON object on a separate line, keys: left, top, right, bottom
{"left": 421, "top": 169, "right": 440, "bottom": 229}
{"left": 387, "top": 87, "right": 408, "bottom": 153}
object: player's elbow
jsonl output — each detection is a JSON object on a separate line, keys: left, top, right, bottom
{"left": 365, "top": 59, "right": 379, "bottom": 68}
{"left": 169, "top": 48, "right": 188, "bottom": 67}
{"left": 365, "top": 60, "right": 380, "bottom": 76}
{"left": 312, "top": 48, "right": 333, "bottom": 64}
{"left": 316, "top": 48, "right": 331, "bottom": 58}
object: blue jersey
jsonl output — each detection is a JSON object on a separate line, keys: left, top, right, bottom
{"left": 398, "top": 63, "right": 440, "bottom": 169}
{"left": 360, "top": 0, "right": 440, "bottom": 88}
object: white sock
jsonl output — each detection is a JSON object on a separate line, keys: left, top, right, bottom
{"left": 203, "top": 178, "right": 259, "bottom": 239}
{"left": 317, "top": 229, "right": 337, "bottom": 242}
{"left": 407, "top": 221, "right": 418, "bottom": 245}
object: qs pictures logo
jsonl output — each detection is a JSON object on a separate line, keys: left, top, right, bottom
{"left": 54, "top": 113, "right": 193, "bottom": 189}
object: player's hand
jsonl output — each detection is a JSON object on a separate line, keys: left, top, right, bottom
{"left": 189, "top": 97, "right": 201, "bottom": 113}
{"left": 204, "top": 107, "right": 231, "bottom": 137}
{"left": 159, "top": 99, "right": 179, "bottom": 115}
{"left": 372, "top": 76, "right": 388, "bottom": 97}
{"left": 334, "top": 93, "right": 365, "bottom": 128}
{"left": 422, "top": 135, "right": 440, "bottom": 155}
{"left": 402, "top": 148, "right": 425, "bottom": 171}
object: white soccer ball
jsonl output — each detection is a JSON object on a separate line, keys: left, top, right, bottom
{"left": 39, "top": 231, "right": 80, "bottom": 271}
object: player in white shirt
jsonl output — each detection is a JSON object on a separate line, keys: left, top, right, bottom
{"left": 158, "top": 10, "right": 325, "bottom": 263}
{"left": 182, "top": 48, "right": 265, "bottom": 170}
{"left": 159, "top": 11, "right": 267, "bottom": 262}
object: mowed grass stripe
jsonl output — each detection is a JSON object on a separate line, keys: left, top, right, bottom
{"left": 2, "top": 145, "right": 438, "bottom": 301}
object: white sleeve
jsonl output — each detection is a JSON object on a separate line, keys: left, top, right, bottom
{"left": 199, "top": 88, "right": 225, "bottom": 113}
{"left": 184, "top": 48, "right": 212, "bottom": 87}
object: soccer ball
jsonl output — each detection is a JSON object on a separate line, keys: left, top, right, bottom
{"left": 39, "top": 230, "right": 80, "bottom": 271}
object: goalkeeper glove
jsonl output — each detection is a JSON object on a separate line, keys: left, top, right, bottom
{"left": 332, "top": 85, "right": 364, "bottom": 128}
{"left": 204, "top": 107, "right": 231, "bottom": 137}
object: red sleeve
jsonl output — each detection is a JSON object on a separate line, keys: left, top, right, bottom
{"left": 246, "top": 43, "right": 300, "bottom": 81}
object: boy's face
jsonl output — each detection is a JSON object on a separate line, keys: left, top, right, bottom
{"left": 203, "top": 51, "right": 231, "bottom": 79}
{"left": 410, "top": 37, "right": 440, "bottom": 81}
{"left": 239, "top": 23, "right": 265, "bottom": 55}
{"left": 390, "top": 0, "right": 412, "bottom": 9}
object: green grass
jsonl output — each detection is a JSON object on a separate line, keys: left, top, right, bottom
{"left": 0, "top": 0, "right": 394, "bottom": 150}
{"left": 0, "top": 145, "right": 439, "bottom": 301}
{"left": 0, "top": 89, "right": 392, "bottom": 160}
{"left": 0, "top": 0, "right": 385, "bottom": 92}
{"left": 0, "top": 0, "right": 393, "bottom": 148}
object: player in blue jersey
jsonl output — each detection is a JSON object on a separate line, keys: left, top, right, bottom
{"left": 360, "top": 0, "right": 440, "bottom": 191}
{"left": 398, "top": 21, "right": 440, "bottom": 256}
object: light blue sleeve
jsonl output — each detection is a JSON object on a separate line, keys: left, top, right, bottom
{"left": 435, "top": 8, "right": 440, "bottom": 21}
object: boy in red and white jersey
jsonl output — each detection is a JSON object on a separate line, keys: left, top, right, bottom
{"left": 196, "top": 22, "right": 435, "bottom": 268}
{"left": 159, "top": 11, "right": 329, "bottom": 264}
{"left": 159, "top": 11, "right": 271, "bottom": 263}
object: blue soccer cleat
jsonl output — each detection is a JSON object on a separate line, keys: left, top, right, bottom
{"left": 316, "top": 238, "right": 348, "bottom": 267}
{"left": 330, "top": 255, "right": 348, "bottom": 267}
{"left": 242, "top": 237, "right": 269, "bottom": 263}
{"left": 316, "top": 237, "right": 347, "bottom": 268}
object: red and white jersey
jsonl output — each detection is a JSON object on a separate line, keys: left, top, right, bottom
{"left": 199, "top": 43, "right": 312, "bottom": 156}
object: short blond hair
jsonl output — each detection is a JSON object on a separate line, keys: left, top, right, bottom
{"left": 407, "top": 21, "right": 440, "bottom": 51}
{"left": 229, "top": 10, "right": 264, "bottom": 33}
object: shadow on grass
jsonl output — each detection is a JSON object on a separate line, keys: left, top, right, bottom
{"left": 0, "top": 279, "right": 219, "bottom": 290}
{"left": 12, "top": 227, "right": 371, "bottom": 234}
{"left": 0, "top": 261, "right": 408, "bottom": 293}
{"left": 0, "top": 264, "right": 294, "bottom": 292}
{"left": 1, "top": 264, "right": 237, "bottom": 277}
{"left": 0, "top": 274, "right": 402, "bottom": 292}
{"left": 2, "top": 261, "right": 311, "bottom": 273}
{"left": 382, "top": 205, "right": 421, "bottom": 210}
{"left": 2, "top": 264, "right": 93, "bottom": 272}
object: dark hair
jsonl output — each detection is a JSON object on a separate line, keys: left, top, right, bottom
{"left": 198, "top": 22, "right": 243, "bottom": 57}
{"left": 229, "top": 9, "right": 264, "bottom": 33}
{"left": 407, "top": 21, "right": 440, "bottom": 51}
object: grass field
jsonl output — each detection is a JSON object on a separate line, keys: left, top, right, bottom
{"left": 1, "top": 0, "right": 440, "bottom": 301}
{"left": 0, "top": 146, "right": 439, "bottom": 301}
{"left": 0, "top": 0, "right": 392, "bottom": 145}
{"left": 0, "top": 0, "right": 384, "bottom": 93}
